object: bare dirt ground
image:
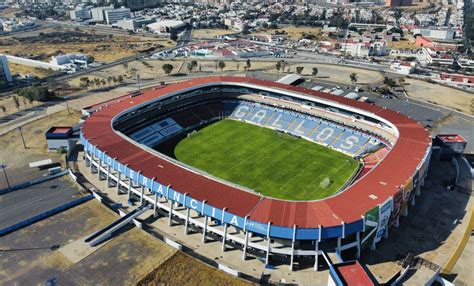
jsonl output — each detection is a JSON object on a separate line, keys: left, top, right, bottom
{"left": 9, "top": 63, "right": 56, "bottom": 78}
{"left": 0, "top": 200, "right": 178, "bottom": 285}
{"left": 0, "top": 94, "right": 43, "bottom": 116}
{"left": 102, "top": 60, "right": 184, "bottom": 80}
{"left": 0, "top": 27, "right": 173, "bottom": 63}
{"left": 137, "top": 252, "right": 250, "bottom": 286}
{"left": 404, "top": 78, "right": 474, "bottom": 115}
{"left": 253, "top": 25, "right": 323, "bottom": 41}
{"left": 192, "top": 29, "right": 233, "bottom": 39}
{"left": 0, "top": 109, "right": 81, "bottom": 186}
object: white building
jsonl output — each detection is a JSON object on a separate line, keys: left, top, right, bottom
{"left": 0, "top": 55, "right": 12, "bottom": 84}
{"left": 104, "top": 8, "right": 131, "bottom": 25}
{"left": 224, "top": 17, "right": 245, "bottom": 32}
{"left": 390, "top": 62, "right": 416, "bottom": 75}
{"left": 90, "top": 6, "right": 114, "bottom": 23}
{"left": 117, "top": 17, "right": 156, "bottom": 32}
{"left": 147, "top": 20, "right": 185, "bottom": 34}
{"left": 51, "top": 54, "right": 89, "bottom": 69}
{"left": 69, "top": 7, "right": 92, "bottom": 21}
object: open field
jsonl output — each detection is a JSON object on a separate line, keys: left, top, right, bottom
{"left": 138, "top": 252, "right": 249, "bottom": 286}
{"left": 192, "top": 28, "right": 234, "bottom": 39}
{"left": 252, "top": 25, "right": 323, "bottom": 41}
{"left": 173, "top": 119, "right": 359, "bottom": 201}
{"left": 0, "top": 27, "right": 174, "bottom": 63}
{"left": 387, "top": 39, "right": 418, "bottom": 50}
{"left": 9, "top": 63, "right": 57, "bottom": 78}
{"left": 404, "top": 78, "right": 474, "bottom": 115}
{"left": 102, "top": 60, "right": 184, "bottom": 80}
{"left": 0, "top": 109, "right": 81, "bottom": 186}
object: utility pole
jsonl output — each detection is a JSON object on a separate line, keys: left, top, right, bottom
{"left": 0, "top": 163, "right": 11, "bottom": 191}
{"left": 17, "top": 126, "right": 27, "bottom": 149}
{"left": 64, "top": 96, "right": 70, "bottom": 114}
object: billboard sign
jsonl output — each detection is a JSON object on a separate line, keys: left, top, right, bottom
{"left": 361, "top": 206, "right": 379, "bottom": 249}
{"left": 374, "top": 198, "right": 393, "bottom": 243}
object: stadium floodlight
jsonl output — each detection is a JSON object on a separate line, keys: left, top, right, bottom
{"left": 0, "top": 163, "right": 11, "bottom": 191}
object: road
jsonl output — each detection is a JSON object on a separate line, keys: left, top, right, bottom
{"left": 0, "top": 177, "right": 82, "bottom": 230}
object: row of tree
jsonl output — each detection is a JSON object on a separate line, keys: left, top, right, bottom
{"left": 79, "top": 76, "right": 124, "bottom": 90}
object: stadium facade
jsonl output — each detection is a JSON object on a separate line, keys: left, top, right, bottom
{"left": 80, "top": 76, "right": 432, "bottom": 270}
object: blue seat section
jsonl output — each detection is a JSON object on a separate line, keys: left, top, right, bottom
{"left": 139, "top": 133, "right": 165, "bottom": 147}
{"left": 309, "top": 123, "right": 343, "bottom": 145}
{"left": 357, "top": 138, "right": 381, "bottom": 156}
{"left": 288, "top": 116, "right": 320, "bottom": 138}
{"left": 332, "top": 130, "right": 370, "bottom": 155}
{"left": 265, "top": 111, "right": 298, "bottom": 131}
{"left": 245, "top": 106, "right": 275, "bottom": 125}
{"left": 130, "top": 126, "right": 155, "bottom": 141}
{"left": 231, "top": 102, "right": 253, "bottom": 119}
{"left": 159, "top": 124, "right": 183, "bottom": 137}
{"left": 149, "top": 118, "right": 178, "bottom": 132}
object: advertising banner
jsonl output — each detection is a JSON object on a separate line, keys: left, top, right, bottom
{"left": 361, "top": 206, "right": 379, "bottom": 250}
{"left": 400, "top": 177, "right": 413, "bottom": 214}
{"left": 389, "top": 188, "right": 403, "bottom": 227}
{"left": 374, "top": 198, "right": 393, "bottom": 243}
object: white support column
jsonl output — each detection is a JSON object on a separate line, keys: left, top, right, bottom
{"left": 394, "top": 215, "right": 400, "bottom": 228}
{"left": 185, "top": 207, "right": 190, "bottom": 235}
{"left": 384, "top": 225, "right": 389, "bottom": 239}
{"left": 127, "top": 178, "right": 132, "bottom": 202}
{"left": 411, "top": 195, "right": 416, "bottom": 206}
{"left": 242, "top": 215, "right": 249, "bottom": 260}
{"left": 221, "top": 207, "right": 227, "bottom": 251}
{"left": 314, "top": 225, "right": 322, "bottom": 271}
{"left": 106, "top": 164, "right": 111, "bottom": 187}
{"left": 402, "top": 205, "right": 408, "bottom": 217}
{"left": 290, "top": 225, "right": 297, "bottom": 271}
{"left": 116, "top": 172, "right": 121, "bottom": 194}
{"left": 242, "top": 231, "right": 249, "bottom": 260}
{"left": 168, "top": 199, "right": 174, "bottom": 226}
{"left": 97, "top": 152, "right": 102, "bottom": 180}
{"left": 265, "top": 222, "right": 271, "bottom": 265}
{"left": 337, "top": 237, "right": 341, "bottom": 257}
{"left": 415, "top": 184, "right": 421, "bottom": 196}
{"left": 356, "top": 231, "right": 361, "bottom": 259}
{"left": 89, "top": 151, "right": 94, "bottom": 173}
{"left": 202, "top": 215, "right": 208, "bottom": 243}
{"left": 154, "top": 192, "right": 158, "bottom": 217}
{"left": 222, "top": 223, "right": 228, "bottom": 251}
{"left": 140, "top": 186, "right": 145, "bottom": 205}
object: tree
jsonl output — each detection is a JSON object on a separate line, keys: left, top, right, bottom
{"left": 350, "top": 73, "right": 358, "bottom": 85}
{"left": 276, "top": 60, "right": 283, "bottom": 72}
{"left": 0, "top": 105, "right": 6, "bottom": 114}
{"left": 296, "top": 66, "right": 304, "bottom": 74}
{"left": 162, "top": 63, "right": 174, "bottom": 75}
{"left": 383, "top": 76, "right": 396, "bottom": 88}
{"left": 187, "top": 62, "right": 193, "bottom": 74}
{"left": 170, "top": 30, "right": 178, "bottom": 41}
{"left": 12, "top": 96, "right": 20, "bottom": 111}
{"left": 112, "top": 76, "right": 118, "bottom": 86}
{"left": 246, "top": 59, "right": 251, "bottom": 70}
{"left": 107, "top": 76, "right": 112, "bottom": 87}
{"left": 117, "top": 75, "right": 124, "bottom": 85}
{"left": 312, "top": 67, "right": 319, "bottom": 76}
{"left": 218, "top": 60, "right": 226, "bottom": 71}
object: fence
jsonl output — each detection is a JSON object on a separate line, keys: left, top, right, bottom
{"left": 0, "top": 169, "right": 68, "bottom": 195}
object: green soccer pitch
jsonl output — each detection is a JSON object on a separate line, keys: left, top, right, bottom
{"left": 174, "top": 119, "right": 360, "bottom": 201}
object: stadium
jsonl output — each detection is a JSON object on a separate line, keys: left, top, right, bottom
{"left": 80, "top": 76, "right": 432, "bottom": 270}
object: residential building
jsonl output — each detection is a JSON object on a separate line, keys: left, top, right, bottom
{"left": 90, "top": 6, "right": 114, "bottom": 23}
{"left": 413, "top": 27, "right": 456, "bottom": 40}
{"left": 69, "top": 7, "right": 92, "bottom": 21}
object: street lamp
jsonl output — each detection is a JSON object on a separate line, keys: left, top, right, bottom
{"left": 64, "top": 96, "right": 70, "bottom": 114}
{"left": 17, "top": 126, "right": 27, "bottom": 149}
{"left": 0, "top": 163, "right": 11, "bottom": 191}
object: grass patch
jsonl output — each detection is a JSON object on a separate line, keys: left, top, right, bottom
{"left": 174, "top": 119, "right": 359, "bottom": 201}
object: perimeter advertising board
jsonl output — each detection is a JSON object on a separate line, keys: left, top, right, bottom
{"left": 361, "top": 206, "right": 379, "bottom": 249}
{"left": 374, "top": 198, "right": 393, "bottom": 243}
{"left": 389, "top": 188, "right": 403, "bottom": 227}
{"left": 401, "top": 177, "right": 413, "bottom": 215}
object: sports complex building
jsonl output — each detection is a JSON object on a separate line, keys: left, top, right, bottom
{"left": 80, "top": 76, "right": 432, "bottom": 270}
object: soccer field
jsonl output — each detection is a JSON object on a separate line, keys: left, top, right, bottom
{"left": 174, "top": 119, "right": 360, "bottom": 201}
